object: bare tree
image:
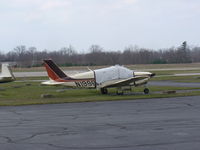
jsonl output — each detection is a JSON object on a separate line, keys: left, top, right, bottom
{"left": 1, "top": 42, "right": 200, "bottom": 67}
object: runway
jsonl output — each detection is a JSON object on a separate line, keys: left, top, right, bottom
{"left": 0, "top": 96, "right": 200, "bottom": 150}
{"left": 149, "top": 81, "right": 200, "bottom": 87}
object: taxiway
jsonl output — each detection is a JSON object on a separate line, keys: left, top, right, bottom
{"left": 0, "top": 96, "right": 200, "bottom": 150}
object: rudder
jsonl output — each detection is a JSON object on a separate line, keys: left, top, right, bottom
{"left": 43, "top": 59, "right": 68, "bottom": 80}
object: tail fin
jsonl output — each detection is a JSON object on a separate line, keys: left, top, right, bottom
{"left": 43, "top": 59, "right": 68, "bottom": 80}
{"left": 1, "top": 63, "right": 15, "bottom": 79}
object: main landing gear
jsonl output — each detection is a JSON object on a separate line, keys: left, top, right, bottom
{"left": 143, "top": 88, "right": 149, "bottom": 94}
{"left": 100, "top": 88, "right": 108, "bottom": 94}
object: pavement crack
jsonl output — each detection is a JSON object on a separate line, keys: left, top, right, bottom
{"left": 31, "top": 143, "right": 137, "bottom": 149}
{"left": 184, "top": 103, "right": 193, "bottom": 107}
{"left": 0, "top": 136, "right": 15, "bottom": 143}
{"left": 136, "top": 139, "right": 200, "bottom": 147}
{"left": 106, "top": 123, "right": 127, "bottom": 130}
{"left": 15, "top": 127, "right": 70, "bottom": 142}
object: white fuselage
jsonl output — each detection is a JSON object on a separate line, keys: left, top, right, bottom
{"left": 43, "top": 70, "right": 152, "bottom": 89}
{"left": 62, "top": 71, "right": 95, "bottom": 88}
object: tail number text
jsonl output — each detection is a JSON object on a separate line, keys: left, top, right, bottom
{"left": 75, "top": 81, "right": 95, "bottom": 87}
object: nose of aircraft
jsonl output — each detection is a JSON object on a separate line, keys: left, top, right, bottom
{"left": 134, "top": 71, "right": 156, "bottom": 77}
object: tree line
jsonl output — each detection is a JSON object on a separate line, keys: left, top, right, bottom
{"left": 0, "top": 41, "right": 200, "bottom": 67}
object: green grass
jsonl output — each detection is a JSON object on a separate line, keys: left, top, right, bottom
{"left": 0, "top": 62, "right": 199, "bottom": 106}
{"left": 0, "top": 81, "right": 200, "bottom": 106}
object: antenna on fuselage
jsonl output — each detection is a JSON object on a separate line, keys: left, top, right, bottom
{"left": 87, "top": 67, "right": 93, "bottom": 71}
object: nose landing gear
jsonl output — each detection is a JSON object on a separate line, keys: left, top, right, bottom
{"left": 100, "top": 88, "right": 108, "bottom": 94}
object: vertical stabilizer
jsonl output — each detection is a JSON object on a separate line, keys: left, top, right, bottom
{"left": 43, "top": 59, "right": 68, "bottom": 80}
{"left": 1, "top": 63, "right": 14, "bottom": 77}
{"left": 0, "top": 63, "right": 15, "bottom": 82}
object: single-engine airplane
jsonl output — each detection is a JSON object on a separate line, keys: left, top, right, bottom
{"left": 0, "top": 63, "right": 15, "bottom": 83}
{"left": 42, "top": 59, "right": 155, "bottom": 94}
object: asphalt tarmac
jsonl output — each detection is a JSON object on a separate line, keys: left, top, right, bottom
{"left": 0, "top": 96, "right": 200, "bottom": 150}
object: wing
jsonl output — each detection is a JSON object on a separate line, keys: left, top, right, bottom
{"left": 102, "top": 76, "right": 149, "bottom": 88}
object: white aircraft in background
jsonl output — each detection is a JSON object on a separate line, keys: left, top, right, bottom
{"left": 0, "top": 63, "right": 15, "bottom": 83}
{"left": 42, "top": 59, "right": 155, "bottom": 95}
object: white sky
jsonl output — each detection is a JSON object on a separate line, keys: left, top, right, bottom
{"left": 0, "top": 0, "right": 200, "bottom": 52}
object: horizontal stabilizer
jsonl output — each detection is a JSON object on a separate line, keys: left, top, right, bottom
{"left": 41, "top": 80, "right": 65, "bottom": 85}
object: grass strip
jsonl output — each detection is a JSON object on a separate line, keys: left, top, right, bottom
{"left": 0, "top": 81, "right": 200, "bottom": 106}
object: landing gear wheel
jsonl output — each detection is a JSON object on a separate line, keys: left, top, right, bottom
{"left": 144, "top": 88, "right": 149, "bottom": 94}
{"left": 100, "top": 88, "right": 108, "bottom": 94}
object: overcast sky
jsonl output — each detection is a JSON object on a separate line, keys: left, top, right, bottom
{"left": 0, "top": 0, "right": 200, "bottom": 52}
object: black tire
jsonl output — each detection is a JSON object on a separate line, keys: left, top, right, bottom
{"left": 100, "top": 88, "right": 108, "bottom": 94}
{"left": 144, "top": 88, "right": 149, "bottom": 94}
